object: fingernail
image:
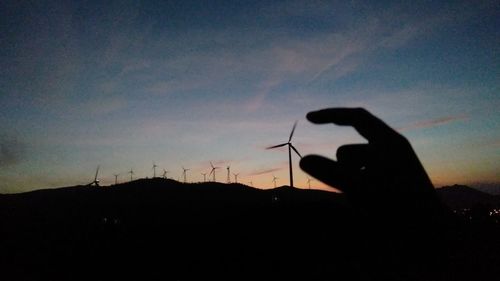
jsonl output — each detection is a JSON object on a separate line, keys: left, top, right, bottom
{"left": 306, "top": 111, "right": 317, "bottom": 121}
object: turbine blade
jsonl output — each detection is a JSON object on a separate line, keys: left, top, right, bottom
{"left": 290, "top": 144, "right": 302, "bottom": 158}
{"left": 266, "top": 143, "right": 288, "bottom": 149}
{"left": 94, "top": 166, "right": 100, "bottom": 181}
{"left": 210, "top": 162, "right": 215, "bottom": 168}
{"left": 288, "top": 121, "right": 298, "bottom": 142}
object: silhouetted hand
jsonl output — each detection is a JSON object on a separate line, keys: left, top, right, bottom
{"left": 300, "top": 108, "right": 443, "bottom": 219}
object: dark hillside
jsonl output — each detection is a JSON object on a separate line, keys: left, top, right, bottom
{"left": 1, "top": 181, "right": 499, "bottom": 280}
{"left": 437, "top": 184, "right": 500, "bottom": 209}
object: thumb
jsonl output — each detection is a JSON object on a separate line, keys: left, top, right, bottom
{"left": 300, "top": 155, "right": 355, "bottom": 193}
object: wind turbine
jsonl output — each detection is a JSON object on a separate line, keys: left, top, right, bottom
{"left": 272, "top": 175, "right": 278, "bottom": 188}
{"left": 209, "top": 162, "right": 220, "bottom": 182}
{"left": 249, "top": 181, "right": 253, "bottom": 187}
{"left": 152, "top": 162, "right": 158, "bottom": 178}
{"left": 113, "top": 173, "right": 119, "bottom": 185}
{"left": 226, "top": 165, "right": 231, "bottom": 183}
{"left": 266, "top": 121, "right": 302, "bottom": 188}
{"left": 307, "top": 177, "right": 314, "bottom": 189}
{"left": 182, "top": 167, "right": 189, "bottom": 183}
{"left": 129, "top": 169, "right": 134, "bottom": 182}
{"left": 233, "top": 173, "right": 240, "bottom": 184}
{"left": 87, "top": 165, "right": 100, "bottom": 187}
{"left": 162, "top": 169, "right": 169, "bottom": 179}
{"left": 201, "top": 172, "right": 207, "bottom": 182}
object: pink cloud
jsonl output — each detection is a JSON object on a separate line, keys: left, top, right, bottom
{"left": 248, "top": 167, "right": 284, "bottom": 177}
{"left": 397, "top": 115, "right": 469, "bottom": 132}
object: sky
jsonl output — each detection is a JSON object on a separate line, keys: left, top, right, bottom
{"left": 0, "top": 0, "right": 499, "bottom": 193}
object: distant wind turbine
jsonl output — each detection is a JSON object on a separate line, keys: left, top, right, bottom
{"left": 113, "top": 173, "right": 119, "bottom": 185}
{"left": 87, "top": 165, "right": 100, "bottom": 187}
{"left": 162, "top": 169, "right": 169, "bottom": 179}
{"left": 272, "top": 175, "right": 278, "bottom": 188}
{"left": 209, "top": 162, "right": 220, "bottom": 182}
{"left": 129, "top": 169, "right": 134, "bottom": 182}
{"left": 307, "top": 177, "right": 314, "bottom": 189}
{"left": 152, "top": 162, "right": 158, "bottom": 178}
{"left": 226, "top": 165, "right": 231, "bottom": 183}
{"left": 201, "top": 172, "right": 207, "bottom": 182}
{"left": 233, "top": 173, "right": 240, "bottom": 184}
{"left": 249, "top": 181, "right": 253, "bottom": 187}
{"left": 182, "top": 167, "right": 190, "bottom": 183}
{"left": 266, "top": 121, "right": 302, "bottom": 188}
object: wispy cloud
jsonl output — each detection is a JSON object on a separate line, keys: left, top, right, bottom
{"left": 94, "top": 7, "right": 441, "bottom": 113}
{"left": 2, "top": 1, "right": 483, "bottom": 113}
{"left": 248, "top": 167, "right": 284, "bottom": 177}
{"left": 199, "top": 160, "right": 230, "bottom": 169}
{"left": 397, "top": 115, "right": 469, "bottom": 132}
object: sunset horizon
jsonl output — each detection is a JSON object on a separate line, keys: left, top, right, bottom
{"left": 1, "top": 0, "right": 498, "bottom": 193}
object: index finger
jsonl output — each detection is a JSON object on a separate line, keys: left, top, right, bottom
{"left": 306, "top": 108, "right": 401, "bottom": 143}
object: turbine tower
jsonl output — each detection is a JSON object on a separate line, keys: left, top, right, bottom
{"left": 233, "top": 173, "right": 239, "bottom": 184}
{"left": 266, "top": 121, "right": 302, "bottom": 188}
{"left": 272, "top": 175, "right": 278, "bottom": 188}
{"left": 201, "top": 172, "right": 207, "bottom": 182}
{"left": 152, "top": 162, "right": 158, "bottom": 178}
{"left": 87, "top": 165, "right": 100, "bottom": 187}
{"left": 226, "top": 165, "right": 231, "bottom": 183}
{"left": 249, "top": 181, "right": 253, "bottom": 187}
{"left": 209, "top": 162, "right": 220, "bottom": 182}
{"left": 182, "top": 167, "right": 189, "bottom": 183}
{"left": 162, "top": 169, "right": 169, "bottom": 179}
{"left": 113, "top": 173, "right": 119, "bottom": 185}
{"left": 129, "top": 169, "right": 134, "bottom": 182}
{"left": 307, "top": 177, "right": 314, "bottom": 189}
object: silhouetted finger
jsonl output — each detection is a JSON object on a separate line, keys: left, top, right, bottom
{"left": 299, "top": 155, "right": 356, "bottom": 192}
{"left": 336, "top": 144, "right": 372, "bottom": 169}
{"left": 306, "top": 108, "right": 400, "bottom": 143}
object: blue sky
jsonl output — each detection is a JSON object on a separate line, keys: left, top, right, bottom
{"left": 0, "top": 0, "right": 499, "bottom": 193}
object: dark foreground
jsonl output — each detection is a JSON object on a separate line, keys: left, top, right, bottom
{"left": 1, "top": 179, "right": 499, "bottom": 281}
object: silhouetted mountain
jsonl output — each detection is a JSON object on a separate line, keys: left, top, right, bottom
{"left": 1, "top": 180, "right": 499, "bottom": 280}
{"left": 0, "top": 180, "right": 354, "bottom": 280}
{"left": 437, "top": 184, "right": 500, "bottom": 209}
{"left": 470, "top": 183, "right": 500, "bottom": 195}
